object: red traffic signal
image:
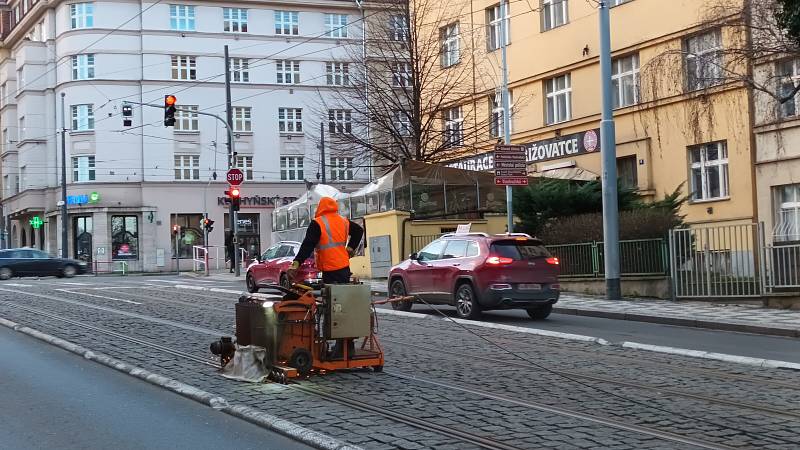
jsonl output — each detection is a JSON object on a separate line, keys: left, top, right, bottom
{"left": 164, "top": 95, "right": 177, "bottom": 127}
{"left": 165, "top": 95, "right": 177, "bottom": 106}
{"left": 225, "top": 187, "right": 241, "bottom": 211}
{"left": 230, "top": 187, "right": 240, "bottom": 198}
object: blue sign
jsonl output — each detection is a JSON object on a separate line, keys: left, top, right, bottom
{"left": 67, "top": 195, "right": 89, "bottom": 205}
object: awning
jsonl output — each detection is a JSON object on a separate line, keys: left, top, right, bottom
{"left": 529, "top": 167, "right": 599, "bottom": 181}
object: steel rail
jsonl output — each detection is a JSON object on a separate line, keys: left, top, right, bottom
{"left": 384, "top": 339, "right": 800, "bottom": 421}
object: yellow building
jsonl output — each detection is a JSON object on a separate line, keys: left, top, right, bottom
{"left": 427, "top": 0, "right": 757, "bottom": 228}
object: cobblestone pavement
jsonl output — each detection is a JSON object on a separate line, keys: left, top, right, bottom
{"left": 2, "top": 276, "right": 800, "bottom": 449}
{"left": 359, "top": 278, "right": 800, "bottom": 337}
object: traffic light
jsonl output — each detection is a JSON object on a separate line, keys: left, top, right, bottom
{"left": 164, "top": 95, "right": 177, "bottom": 127}
{"left": 172, "top": 224, "right": 181, "bottom": 235}
{"left": 122, "top": 103, "right": 133, "bottom": 127}
{"left": 225, "top": 187, "right": 241, "bottom": 211}
{"left": 202, "top": 218, "right": 215, "bottom": 233}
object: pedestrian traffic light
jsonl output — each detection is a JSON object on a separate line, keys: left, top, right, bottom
{"left": 164, "top": 95, "right": 177, "bottom": 127}
{"left": 122, "top": 103, "right": 133, "bottom": 127}
{"left": 202, "top": 218, "right": 215, "bottom": 233}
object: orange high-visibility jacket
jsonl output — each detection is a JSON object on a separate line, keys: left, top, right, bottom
{"left": 314, "top": 197, "right": 350, "bottom": 272}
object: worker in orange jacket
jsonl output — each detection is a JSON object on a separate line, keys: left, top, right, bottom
{"left": 287, "top": 196, "right": 364, "bottom": 284}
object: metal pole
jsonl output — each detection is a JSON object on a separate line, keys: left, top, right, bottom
{"left": 224, "top": 45, "right": 240, "bottom": 277}
{"left": 500, "top": 0, "right": 513, "bottom": 233}
{"left": 320, "top": 122, "right": 327, "bottom": 184}
{"left": 60, "top": 93, "right": 68, "bottom": 258}
{"left": 175, "top": 228, "right": 181, "bottom": 275}
{"left": 599, "top": 2, "right": 621, "bottom": 300}
{"left": 203, "top": 212, "right": 209, "bottom": 276}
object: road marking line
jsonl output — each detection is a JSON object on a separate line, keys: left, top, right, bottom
{"left": 3, "top": 283, "right": 33, "bottom": 287}
{"left": 173, "top": 285, "right": 243, "bottom": 295}
{"left": 54, "top": 288, "right": 142, "bottom": 305}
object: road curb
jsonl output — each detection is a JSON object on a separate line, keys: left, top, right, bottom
{"left": 621, "top": 342, "right": 800, "bottom": 371}
{"left": 0, "top": 317, "right": 360, "bottom": 450}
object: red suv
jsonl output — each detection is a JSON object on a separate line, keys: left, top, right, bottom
{"left": 388, "top": 233, "right": 560, "bottom": 320}
{"left": 245, "top": 241, "right": 320, "bottom": 293}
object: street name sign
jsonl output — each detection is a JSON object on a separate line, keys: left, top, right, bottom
{"left": 494, "top": 144, "right": 528, "bottom": 186}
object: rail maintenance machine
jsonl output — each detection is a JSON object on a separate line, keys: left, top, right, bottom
{"left": 210, "top": 283, "right": 384, "bottom": 382}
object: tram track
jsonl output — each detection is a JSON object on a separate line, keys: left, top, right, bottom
{"left": 0, "top": 299, "right": 737, "bottom": 450}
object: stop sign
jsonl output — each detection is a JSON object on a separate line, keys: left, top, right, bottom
{"left": 226, "top": 168, "right": 244, "bottom": 186}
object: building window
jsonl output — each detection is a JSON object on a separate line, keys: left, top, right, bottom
{"left": 174, "top": 155, "right": 200, "bottom": 180}
{"left": 689, "top": 141, "right": 729, "bottom": 201}
{"left": 112, "top": 216, "right": 138, "bottom": 260}
{"left": 777, "top": 59, "right": 800, "bottom": 119}
{"left": 490, "top": 90, "right": 513, "bottom": 138}
{"left": 280, "top": 156, "right": 304, "bottom": 181}
{"left": 328, "top": 109, "right": 352, "bottom": 134}
{"left": 72, "top": 156, "right": 96, "bottom": 182}
{"left": 685, "top": 30, "right": 723, "bottom": 91}
{"left": 278, "top": 108, "right": 303, "bottom": 133}
{"left": 545, "top": 74, "right": 571, "bottom": 125}
{"left": 330, "top": 157, "right": 354, "bottom": 181}
{"left": 440, "top": 23, "right": 460, "bottom": 68}
{"left": 169, "top": 4, "right": 195, "bottom": 31}
{"left": 487, "top": 4, "right": 509, "bottom": 51}
{"left": 236, "top": 155, "right": 254, "bottom": 180}
{"left": 71, "top": 104, "right": 95, "bottom": 131}
{"left": 390, "top": 14, "right": 409, "bottom": 42}
{"left": 72, "top": 54, "right": 95, "bottom": 80}
{"left": 276, "top": 60, "right": 300, "bottom": 84}
{"left": 393, "top": 110, "right": 411, "bottom": 136}
{"left": 170, "top": 214, "right": 203, "bottom": 258}
{"left": 775, "top": 184, "right": 800, "bottom": 241}
{"left": 275, "top": 11, "right": 299, "bottom": 35}
{"left": 17, "top": 68, "right": 24, "bottom": 93}
{"left": 171, "top": 55, "right": 196, "bottom": 80}
{"left": 233, "top": 107, "right": 252, "bottom": 132}
{"left": 616, "top": 155, "right": 638, "bottom": 189}
{"left": 230, "top": 58, "right": 250, "bottom": 83}
{"left": 612, "top": 54, "right": 640, "bottom": 109}
{"left": 542, "top": 0, "right": 568, "bottom": 31}
{"left": 18, "top": 116, "right": 25, "bottom": 141}
{"left": 325, "top": 13, "right": 348, "bottom": 38}
{"left": 223, "top": 7, "right": 248, "bottom": 33}
{"left": 444, "top": 106, "right": 463, "bottom": 147}
{"left": 392, "top": 62, "right": 411, "bottom": 87}
{"left": 174, "top": 105, "right": 199, "bottom": 131}
{"left": 326, "top": 62, "right": 349, "bottom": 86}
{"left": 70, "top": 3, "right": 93, "bottom": 29}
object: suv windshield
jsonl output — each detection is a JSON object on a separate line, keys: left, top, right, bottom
{"left": 490, "top": 240, "right": 550, "bottom": 260}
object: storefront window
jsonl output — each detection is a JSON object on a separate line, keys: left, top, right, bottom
{"left": 171, "top": 214, "right": 203, "bottom": 258}
{"left": 74, "top": 216, "right": 93, "bottom": 262}
{"left": 112, "top": 215, "right": 139, "bottom": 260}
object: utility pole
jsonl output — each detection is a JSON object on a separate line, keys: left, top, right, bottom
{"left": 500, "top": 0, "right": 513, "bottom": 233}
{"left": 224, "top": 45, "right": 240, "bottom": 277}
{"left": 354, "top": 0, "right": 372, "bottom": 182}
{"left": 60, "top": 93, "right": 68, "bottom": 258}
{"left": 320, "top": 122, "right": 327, "bottom": 184}
{"left": 599, "top": 2, "right": 621, "bottom": 300}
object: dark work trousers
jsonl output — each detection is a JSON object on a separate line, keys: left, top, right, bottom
{"left": 322, "top": 267, "right": 351, "bottom": 284}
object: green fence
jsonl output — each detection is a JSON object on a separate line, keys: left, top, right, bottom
{"left": 547, "top": 239, "right": 669, "bottom": 277}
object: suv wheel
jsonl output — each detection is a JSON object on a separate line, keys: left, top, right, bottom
{"left": 389, "top": 279, "right": 412, "bottom": 312}
{"left": 455, "top": 283, "right": 480, "bottom": 320}
{"left": 246, "top": 272, "right": 259, "bottom": 293}
{"left": 62, "top": 265, "right": 78, "bottom": 278}
{"left": 0, "top": 267, "right": 12, "bottom": 280}
{"left": 527, "top": 304, "right": 553, "bottom": 320}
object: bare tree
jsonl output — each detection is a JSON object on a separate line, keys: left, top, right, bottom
{"left": 313, "top": 0, "right": 514, "bottom": 173}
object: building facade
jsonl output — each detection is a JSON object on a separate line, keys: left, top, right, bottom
{"left": 427, "top": 0, "right": 758, "bottom": 228}
{"left": 0, "top": 0, "right": 369, "bottom": 271}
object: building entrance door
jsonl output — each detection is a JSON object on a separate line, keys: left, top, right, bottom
{"left": 74, "top": 216, "right": 93, "bottom": 262}
{"left": 226, "top": 213, "right": 261, "bottom": 261}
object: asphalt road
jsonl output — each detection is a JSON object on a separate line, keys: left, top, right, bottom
{"left": 375, "top": 303, "right": 800, "bottom": 364}
{"left": 0, "top": 325, "right": 311, "bottom": 450}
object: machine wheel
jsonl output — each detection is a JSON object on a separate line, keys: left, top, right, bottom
{"left": 389, "top": 279, "right": 412, "bottom": 312}
{"left": 62, "top": 265, "right": 78, "bottom": 278}
{"left": 246, "top": 272, "right": 259, "bottom": 293}
{"left": 289, "top": 348, "right": 313, "bottom": 376}
{"left": 455, "top": 283, "right": 481, "bottom": 320}
{"left": 0, "top": 267, "right": 12, "bottom": 280}
{"left": 372, "top": 365, "right": 384, "bottom": 373}
{"left": 280, "top": 274, "right": 291, "bottom": 290}
{"left": 526, "top": 304, "right": 553, "bottom": 320}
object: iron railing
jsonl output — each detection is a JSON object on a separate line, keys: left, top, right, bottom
{"left": 410, "top": 234, "right": 443, "bottom": 253}
{"left": 546, "top": 239, "right": 669, "bottom": 278}
{"left": 765, "top": 242, "right": 800, "bottom": 290}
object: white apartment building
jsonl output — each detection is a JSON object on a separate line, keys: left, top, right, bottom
{"left": 0, "top": 0, "right": 369, "bottom": 272}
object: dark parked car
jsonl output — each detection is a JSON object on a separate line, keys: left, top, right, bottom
{"left": 245, "top": 241, "right": 320, "bottom": 293}
{"left": 0, "top": 248, "right": 89, "bottom": 280}
{"left": 388, "top": 233, "right": 560, "bottom": 320}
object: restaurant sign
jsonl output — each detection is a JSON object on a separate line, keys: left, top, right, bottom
{"left": 446, "top": 128, "right": 601, "bottom": 171}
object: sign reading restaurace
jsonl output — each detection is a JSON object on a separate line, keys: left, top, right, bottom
{"left": 447, "top": 128, "right": 601, "bottom": 172}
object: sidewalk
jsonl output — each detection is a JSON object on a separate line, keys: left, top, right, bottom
{"left": 364, "top": 279, "right": 800, "bottom": 338}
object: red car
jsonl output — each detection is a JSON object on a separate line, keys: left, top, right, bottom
{"left": 388, "top": 233, "right": 560, "bottom": 320}
{"left": 246, "top": 241, "right": 320, "bottom": 293}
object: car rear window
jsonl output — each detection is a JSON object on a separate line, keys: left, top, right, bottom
{"left": 490, "top": 240, "right": 550, "bottom": 260}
